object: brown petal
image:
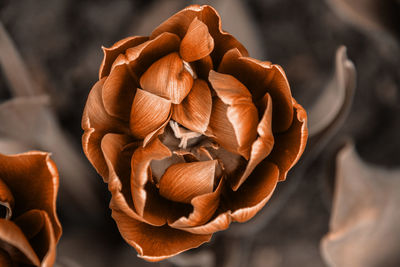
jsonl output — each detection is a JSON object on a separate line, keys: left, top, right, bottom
{"left": 191, "top": 55, "right": 213, "bottom": 80}
{"left": 102, "top": 64, "right": 137, "bottom": 121}
{"left": 172, "top": 79, "right": 212, "bottom": 133}
{"left": 0, "top": 178, "right": 13, "bottom": 219}
{"left": 130, "top": 88, "right": 171, "bottom": 139}
{"left": 140, "top": 52, "right": 193, "bottom": 104}
{"left": 180, "top": 17, "right": 214, "bottom": 62}
{"left": 159, "top": 160, "right": 217, "bottom": 204}
{"left": 180, "top": 212, "right": 232, "bottom": 235}
{"left": 267, "top": 100, "right": 308, "bottom": 181}
{"left": 130, "top": 138, "right": 172, "bottom": 216}
{"left": 0, "top": 152, "right": 62, "bottom": 241}
{"left": 170, "top": 178, "right": 223, "bottom": 228}
{"left": 0, "top": 219, "right": 40, "bottom": 266}
{"left": 219, "top": 49, "right": 294, "bottom": 132}
{"left": 228, "top": 162, "right": 279, "bottom": 222}
{"left": 112, "top": 209, "right": 212, "bottom": 262}
{"left": 82, "top": 78, "right": 129, "bottom": 180}
{"left": 99, "top": 36, "right": 148, "bottom": 79}
{"left": 150, "top": 5, "right": 248, "bottom": 66}
{"left": 231, "top": 93, "right": 274, "bottom": 191}
{"left": 0, "top": 249, "right": 12, "bottom": 267}
{"left": 208, "top": 70, "right": 258, "bottom": 159}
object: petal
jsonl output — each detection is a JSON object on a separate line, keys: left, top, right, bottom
{"left": 0, "top": 249, "right": 12, "bottom": 267}
{"left": 267, "top": 100, "right": 308, "bottom": 181}
{"left": 111, "top": 209, "right": 212, "bottom": 262}
{"left": 159, "top": 160, "right": 217, "bottom": 204}
{"left": 140, "top": 52, "right": 193, "bottom": 104}
{"left": 102, "top": 64, "right": 137, "bottom": 121}
{"left": 228, "top": 162, "right": 279, "bottom": 222}
{"left": 0, "top": 152, "right": 62, "bottom": 241}
{"left": 170, "top": 178, "right": 224, "bottom": 228}
{"left": 172, "top": 79, "right": 212, "bottom": 133}
{"left": 150, "top": 5, "right": 248, "bottom": 66}
{"left": 99, "top": 36, "right": 148, "bottom": 79}
{"left": 130, "top": 138, "right": 172, "bottom": 216}
{"left": 219, "top": 49, "right": 294, "bottom": 132}
{"left": 180, "top": 212, "right": 232, "bottom": 235}
{"left": 82, "top": 78, "right": 129, "bottom": 180}
{"left": 231, "top": 93, "right": 274, "bottom": 191}
{"left": 179, "top": 17, "right": 214, "bottom": 62}
{"left": 0, "top": 219, "right": 40, "bottom": 266}
{"left": 191, "top": 55, "right": 213, "bottom": 80}
{"left": 0, "top": 178, "right": 13, "bottom": 219}
{"left": 130, "top": 88, "right": 171, "bottom": 139}
{"left": 208, "top": 71, "right": 258, "bottom": 159}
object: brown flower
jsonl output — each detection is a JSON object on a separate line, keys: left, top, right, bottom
{"left": 0, "top": 152, "right": 62, "bottom": 266}
{"left": 82, "top": 4, "right": 307, "bottom": 261}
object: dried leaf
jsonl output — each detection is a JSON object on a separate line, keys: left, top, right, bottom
{"left": 321, "top": 142, "right": 400, "bottom": 267}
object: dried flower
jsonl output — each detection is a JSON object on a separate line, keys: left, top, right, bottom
{"left": 0, "top": 152, "right": 62, "bottom": 266}
{"left": 82, "top": 4, "right": 307, "bottom": 261}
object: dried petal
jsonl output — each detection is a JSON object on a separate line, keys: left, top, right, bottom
{"left": 268, "top": 100, "right": 308, "bottom": 181}
{"left": 208, "top": 70, "right": 258, "bottom": 159}
{"left": 191, "top": 55, "right": 213, "bottom": 80}
{"left": 130, "top": 88, "right": 171, "bottom": 139}
{"left": 172, "top": 79, "right": 212, "bottom": 133}
{"left": 140, "top": 52, "right": 193, "bottom": 104}
{"left": 102, "top": 64, "right": 137, "bottom": 121}
{"left": 180, "top": 17, "right": 214, "bottom": 62}
{"left": 112, "top": 209, "right": 212, "bottom": 262}
{"left": 219, "top": 49, "right": 294, "bottom": 132}
{"left": 180, "top": 212, "right": 232, "bottom": 235}
{"left": 159, "top": 161, "right": 217, "bottom": 203}
{"left": 99, "top": 36, "right": 148, "bottom": 79}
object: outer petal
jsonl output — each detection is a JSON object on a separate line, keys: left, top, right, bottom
{"left": 179, "top": 17, "right": 214, "bottom": 62}
{"left": 172, "top": 79, "right": 212, "bottom": 133}
{"left": 0, "top": 152, "right": 61, "bottom": 241}
{"left": 0, "top": 249, "right": 12, "bottom": 267}
{"left": 111, "top": 209, "right": 212, "bottom": 262}
{"left": 267, "top": 100, "right": 308, "bottom": 181}
{"left": 0, "top": 219, "right": 40, "bottom": 266}
{"left": 159, "top": 160, "right": 217, "bottom": 204}
{"left": 0, "top": 178, "right": 13, "bottom": 219}
{"left": 219, "top": 49, "right": 294, "bottom": 132}
{"left": 99, "top": 36, "right": 148, "bottom": 79}
{"left": 230, "top": 93, "right": 274, "bottom": 191}
{"left": 180, "top": 212, "right": 232, "bottom": 235}
{"left": 102, "top": 64, "right": 137, "bottom": 121}
{"left": 228, "top": 162, "right": 279, "bottom": 222}
{"left": 140, "top": 52, "right": 193, "bottom": 104}
{"left": 130, "top": 88, "right": 171, "bottom": 139}
{"left": 208, "top": 71, "right": 258, "bottom": 159}
{"left": 82, "top": 78, "right": 129, "bottom": 180}
{"left": 150, "top": 5, "right": 248, "bottom": 66}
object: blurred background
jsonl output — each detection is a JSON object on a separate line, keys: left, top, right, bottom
{"left": 1, "top": 0, "right": 399, "bottom": 266}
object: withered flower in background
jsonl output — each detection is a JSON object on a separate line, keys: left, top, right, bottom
{"left": 0, "top": 152, "right": 62, "bottom": 266}
{"left": 82, "top": 4, "right": 307, "bottom": 261}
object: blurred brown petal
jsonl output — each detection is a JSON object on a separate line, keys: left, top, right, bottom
{"left": 219, "top": 49, "right": 294, "bottom": 132}
{"left": 0, "top": 249, "right": 12, "bottom": 267}
{"left": 111, "top": 209, "right": 212, "bottom": 262}
{"left": 231, "top": 93, "right": 274, "bottom": 191}
{"left": 172, "top": 79, "right": 212, "bottom": 133}
{"left": 180, "top": 17, "right": 214, "bottom": 62}
{"left": 99, "top": 36, "right": 148, "bottom": 79}
{"left": 0, "top": 219, "right": 40, "bottom": 266}
{"left": 130, "top": 88, "right": 172, "bottom": 139}
{"left": 268, "top": 101, "right": 308, "bottom": 181}
{"left": 131, "top": 138, "right": 172, "bottom": 216}
{"left": 321, "top": 143, "right": 400, "bottom": 267}
{"left": 140, "top": 52, "right": 193, "bottom": 104}
{"left": 208, "top": 70, "right": 258, "bottom": 159}
{"left": 82, "top": 78, "right": 129, "bottom": 179}
{"left": 181, "top": 212, "right": 232, "bottom": 235}
{"left": 170, "top": 178, "right": 224, "bottom": 228}
{"left": 159, "top": 160, "right": 217, "bottom": 203}
{"left": 0, "top": 152, "right": 61, "bottom": 240}
{"left": 228, "top": 162, "right": 279, "bottom": 222}
{"left": 102, "top": 64, "right": 137, "bottom": 121}
{"left": 0, "top": 178, "right": 14, "bottom": 219}
{"left": 150, "top": 5, "right": 248, "bottom": 65}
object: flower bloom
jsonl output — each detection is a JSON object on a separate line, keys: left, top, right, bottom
{"left": 82, "top": 4, "right": 307, "bottom": 261}
{"left": 0, "top": 152, "right": 62, "bottom": 266}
